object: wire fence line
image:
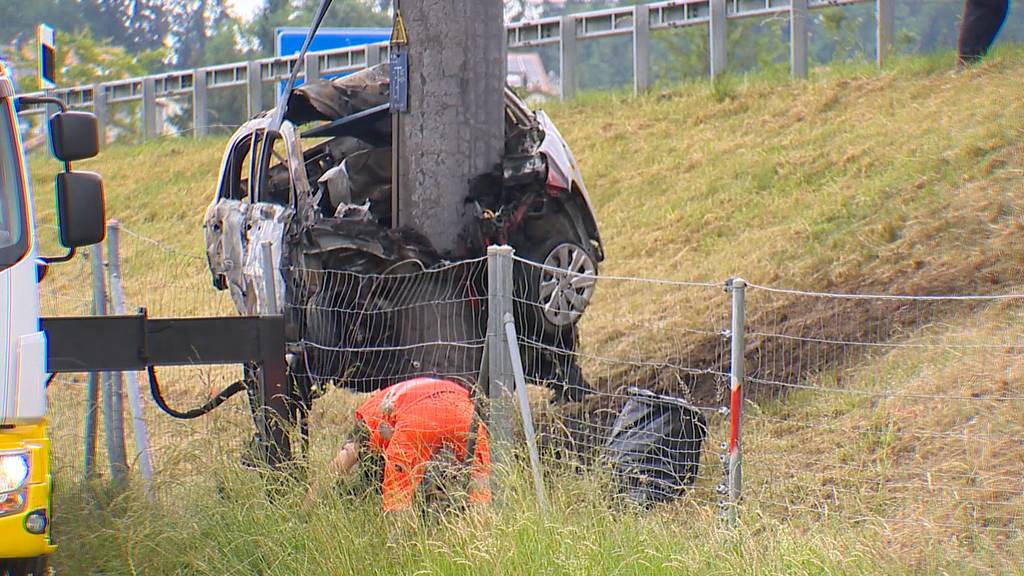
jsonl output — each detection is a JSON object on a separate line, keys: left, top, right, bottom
{"left": 37, "top": 231, "right": 1023, "bottom": 542}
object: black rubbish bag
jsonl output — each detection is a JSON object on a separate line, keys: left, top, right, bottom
{"left": 602, "top": 387, "right": 708, "bottom": 507}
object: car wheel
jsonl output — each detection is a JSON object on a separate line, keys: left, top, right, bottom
{"left": 531, "top": 240, "right": 598, "bottom": 330}
{"left": 516, "top": 230, "right": 598, "bottom": 334}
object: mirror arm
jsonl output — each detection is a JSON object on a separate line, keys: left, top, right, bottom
{"left": 41, "top": 247, "right": 76, "bottom": 264}
{"left": 16, "top": 95, "right": 67, "bottom": 113}
{"left": 16, "top": 95, "right": 74, "bottom": 171}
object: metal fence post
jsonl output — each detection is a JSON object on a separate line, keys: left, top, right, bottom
{"left": 503, "top": 313, "right": 549, "bottom": 513}
{"left": 106, "top": 221, "right": 155, "bottom": 495}
{"left": 92, "top": 84, "right": 108, "bottom": 147}
{"left": 193, "top": 68, "right": 208, "bottom": 138}
{"left": 247, "top": 61, "right": 264, "bottom": 118}
{"left": 633, "top": 4, "right": 651, "bottom": 94}
{"left": 791, "top": 0, "right": 809, "bottom": 79}
{"left": 259, "top": 241, "right": 279, "bottom": 316}
{"left": 876, "top": 0, "right": 895, "bottom": 68}
{"left": 709, "top": 0, "right": 728, "bottom": 79}
{"left": 304, "top": 53, "right": 322, "bottom": 86}
{"left": 142, "top": 76, "right": 157, "bottom": 142}
{"left": 85, "top": 247, "right": 106, "bottom": 479}
{"left": 727, "top": 278, "right": 746, "bottom": 524}
{"left": 486, "top": 245, "right": 515, "bottom": 497}
{"left": 559, "top": 15, "right": 577, "bottom": 100}
{"left": 102, "top": 223, "right": 129, "bottom": 487}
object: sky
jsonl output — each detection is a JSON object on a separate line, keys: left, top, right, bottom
{"left": 226, "top": 0, "right": 264, "bottom": 22}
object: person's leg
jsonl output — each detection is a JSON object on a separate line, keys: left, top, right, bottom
{"left": 959, "top": 0, "right": 1011, "bottom": 64}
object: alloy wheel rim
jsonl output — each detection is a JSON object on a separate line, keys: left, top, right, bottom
{"left": 539, "top": 243, "right": 597, "bottom": 326}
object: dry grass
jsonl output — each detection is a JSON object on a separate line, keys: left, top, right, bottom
{"left": 28, "top": 46, "right": 1024, "bottom": 573}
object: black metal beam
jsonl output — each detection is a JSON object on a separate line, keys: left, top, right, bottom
{"left": 42, "top": 314, "right": 284, "bottom": 372}
{"left": 42, "top": 313, "right": 294, "bottom": 468}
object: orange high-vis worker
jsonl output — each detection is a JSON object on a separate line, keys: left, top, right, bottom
{"left": 307, "top": 377, "right": 491, "bottom": 512}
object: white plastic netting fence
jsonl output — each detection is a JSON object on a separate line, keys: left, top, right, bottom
{"left": 40, "top": 231, "right": 1024, "bottom": 537}
{"left": 741, "top": 283, "right": 1024, "bottom": 538}
{"left": 510, "top": 256, "right": 731, "bottom": 510}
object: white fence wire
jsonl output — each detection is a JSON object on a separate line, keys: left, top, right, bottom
{"left": 38, "top": 227, "right": 1024, "bottom": 543}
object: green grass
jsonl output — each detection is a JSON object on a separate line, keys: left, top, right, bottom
{"left": 31, "top": 46, "right": 1024, "bottom": 574}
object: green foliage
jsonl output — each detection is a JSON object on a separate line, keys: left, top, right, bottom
{"left": 10, "top": 28, "right": 165, "bottom": 92}
{"left": 249, "top": 0, "right": 390, "bottom": 56}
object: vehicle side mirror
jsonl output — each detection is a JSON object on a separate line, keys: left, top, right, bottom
{"left": 56, "top": 171, "right": 106, "bottom": 248}
{"left": 49, "top": 111, "right": 100, "bottom": 162}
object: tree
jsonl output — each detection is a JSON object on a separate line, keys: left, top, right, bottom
{"left": 166, "top": 0, "right": 231, "bottom": 67}
{"left": 249, "top": 0, "right": 389, "bottom": 56}
{"left": 78, "top": 0, "right": 172, "bottom": 55}
{"left": 0, "top": 0, "right": 73, "bottom": 48}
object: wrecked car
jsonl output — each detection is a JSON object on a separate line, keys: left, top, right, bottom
{"left": 204, "top": 63, "right": 603, "bottom": 403}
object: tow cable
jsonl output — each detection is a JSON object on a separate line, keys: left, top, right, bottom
{"left": 146, "top": 365, "right": 247, "bottom": 420}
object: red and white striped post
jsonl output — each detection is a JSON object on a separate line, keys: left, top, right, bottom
{"left": 727, "top": 277, "right": 746, "bottom": 524}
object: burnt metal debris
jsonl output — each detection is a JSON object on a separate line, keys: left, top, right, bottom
{"left": 204, "top": 63, "right": 604, "bottom": 406}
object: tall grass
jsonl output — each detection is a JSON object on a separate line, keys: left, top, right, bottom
{"left": 30, "top": 46, "right": 1024, "bottom": 574}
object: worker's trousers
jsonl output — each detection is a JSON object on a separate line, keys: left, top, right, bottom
{"left": 959, "top": 0, "right": 1010, "bottom": 64}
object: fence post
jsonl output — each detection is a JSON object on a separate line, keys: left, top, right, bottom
{"left": 727, "top": 277, "right": 746, "bottom": 524}
{"left": 304, "top": 53, "right": 322, "bottom": 86}
{"left": 247, "top": 61, "right": 264, "bottom": 118}
{"left": 559, "top": 15, "right": 577, "bottom": 101}
{"left": 503, "top": 313, "right": 549, "bottom": 513}
{"left": 193, "top": 68, "right": 208, "bottom": 138}
{"left": 709, "top": 0, "right": 728, "bottom": 79}
{"left": 92, "top": 84, "right": 108, "bottom": 147}
{"left": 633, "top": 3, "right": 651, "bottom": 95}
{"left": 142, "top": 76, "right": 157, "bottom": 142}
{"left": 102, "top": 224, "right": 129, "bottom": 487}
{"left": 85, "top": 247, "right": 106, "bottom": 479}
{"left": 259, "top": 241, "right": 279, "bottom": 316}
{"left": 486, "top": 245, "right": 515, "bottom": 498}
{"left": 790, "top": 0, "right": 809, "bottom": 79}
{"left": 876, "top": 0, "right": 895, "bottom": 68}
{"left": 106, "top": 221, "right": 155, "bottom": 495}
{"left": 366, "top": 43, "right": 381, "bottom": 68}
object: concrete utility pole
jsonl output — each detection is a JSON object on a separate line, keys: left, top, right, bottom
{"left": 392, "top": 0, "right": 506, "bottom": 257}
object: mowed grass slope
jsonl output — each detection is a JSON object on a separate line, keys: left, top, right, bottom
{"left": 31, "top": 47, "right": 1024, "bottom": 574}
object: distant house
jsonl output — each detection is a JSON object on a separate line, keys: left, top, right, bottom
{"left": 507, "top": 52, "right": 558, "bottom": 102}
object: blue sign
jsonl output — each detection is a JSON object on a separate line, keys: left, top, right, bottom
{"left": 389, "top": 51, "right": 408, "bottom": 113}
{"left": 275, "top": 27, "right": 390, "bottom": 101}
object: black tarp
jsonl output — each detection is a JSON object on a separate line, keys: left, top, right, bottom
{"left": 602, "top": 387, "right": 708, "bottom": 507}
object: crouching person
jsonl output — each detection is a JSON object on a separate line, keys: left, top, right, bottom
{"left": 305, "top": 377, "right": 491, "bottom": 517}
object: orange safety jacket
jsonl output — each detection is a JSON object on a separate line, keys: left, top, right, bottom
{"left": 354, "top": 377, "right": 491, "bottom": 511}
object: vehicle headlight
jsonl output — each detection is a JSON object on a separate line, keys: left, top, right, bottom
{"left": 0, "top": 452, "right": 30, "bottom": 494}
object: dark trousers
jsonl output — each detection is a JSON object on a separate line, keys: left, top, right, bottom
{"left": 959, "top": 0, "right": 1010, "bottom": 64}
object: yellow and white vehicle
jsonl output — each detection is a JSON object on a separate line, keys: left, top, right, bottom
{"left": 0, "top": 60, "right": 105, "bottom": 575}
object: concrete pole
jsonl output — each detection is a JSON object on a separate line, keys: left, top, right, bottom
{"left": 394, "top": 0, "right": 506, "bottom": 257}
{"left": 791, "top": 0, "right": 809, "bottom": 79}
{"left": 92, "top": 84, "right": 108, "bottom": 147}
{"left": 633, "top": 4, "right": 651, "bottom": 95}
{"left": 709, "top": 0, "right": 728, "bottom": 79}
{"left": 560, "top": 15, "right": 578, "bottom": 101}
{"left": 247, "top": 61, "right": 263, "bottom": 118}
{"left": 142, "top": 76, "right": 157, "bottom": 141}
{"left": 193, "top": 68, "right": 208, "bottom": 138}
{"left": 876, "top": 0, "right": 895, "bottom": 68}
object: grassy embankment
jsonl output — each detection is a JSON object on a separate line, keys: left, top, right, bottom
{"left": 30, "top": 46, "right": 1024, "bottom": 574}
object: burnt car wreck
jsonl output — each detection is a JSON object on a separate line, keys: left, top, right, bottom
{"left": 204, "top": 63, "right": 603, "bottom": 405}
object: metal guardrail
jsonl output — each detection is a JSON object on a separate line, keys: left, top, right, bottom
{"left": 16, "top": 0, "right": 890, "bottom": 141}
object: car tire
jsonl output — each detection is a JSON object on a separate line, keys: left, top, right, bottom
{"left": 515, "top": 217, "right": 599, "bottom": 338}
